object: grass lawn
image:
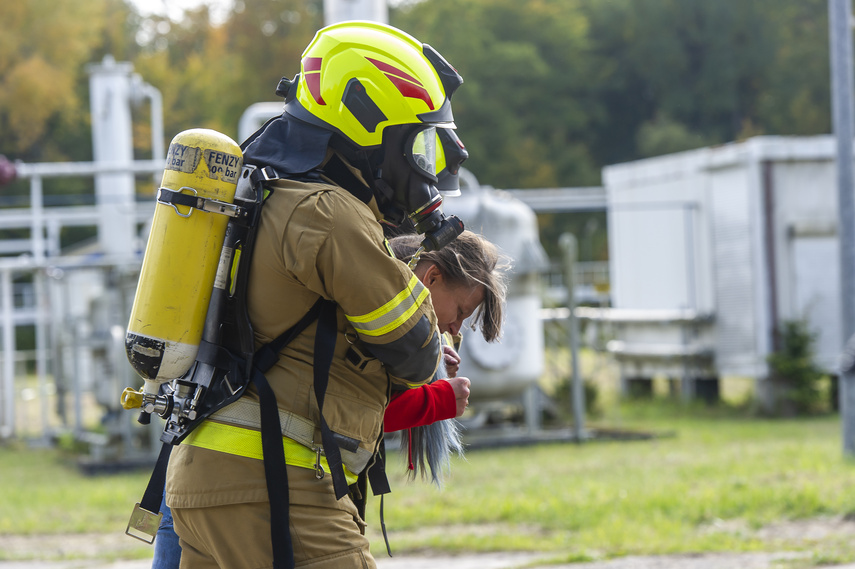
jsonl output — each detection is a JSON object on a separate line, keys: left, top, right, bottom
{"left": 366, "top": 402, "right": 855, "bottom": 565}
{"left": 3, "top": 397, "right": 855, "bottom": 566}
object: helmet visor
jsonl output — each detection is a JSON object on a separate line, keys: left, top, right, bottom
{"left": 405, "top": 126, "right": 438, "bottom": 181}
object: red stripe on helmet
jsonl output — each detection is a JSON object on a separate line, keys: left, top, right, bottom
{"left": 303, "top": 57, "right": 323, "bottom": 72}
{"left": 366, "top": 57, "right": 422, "bottom": 85}
{"left": 366, "top": 57, "right": 435, "bottom": 111}
{"left": 302, "top": 57, "right": 326, "bottom": 105}
{"left": 304, "top": 72, "right": 326, "bottom": 105}
{"left": 386, "top": 76, "right": 434, "bottom": 111}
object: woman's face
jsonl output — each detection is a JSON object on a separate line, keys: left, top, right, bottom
{"left": 417, "top": 263, "right": 485, "bottom": 336}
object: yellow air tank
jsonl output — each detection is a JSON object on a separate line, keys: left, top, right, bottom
{"left": 126, "top": 129, "right": 243, "bottom": 388}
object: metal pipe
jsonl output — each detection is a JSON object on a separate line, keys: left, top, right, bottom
{"left": 34, "top": 270, "right": 50, "bottom": 443}
{"left": 237, "top": 102, "right": 284, "bottom": 143}
{"left": 143, "top": 83, "right": 165, "bottom": 162}
{"left": 761, "top": 160, "right": 780, "bottom": 352}
{"left": 560, "top": 233, "right": 586, "bottom": 440}
{"left": 131, "top": 74, "right": 165, "bottom": 184}
{"left": 828, "top": 0, "right": 855, "bottom": 454}
{"left": 30, "top": 175, "right": 45, "bottom": 264}
{"left": 16, "top": 160, "right": 162, "bottom": 178}
{"left": 1, "top": 268, "right": 15, "bottom": 439}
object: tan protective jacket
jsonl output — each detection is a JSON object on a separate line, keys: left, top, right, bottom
{"left": 167, "top": 175, "right": 441, "bottom": 508}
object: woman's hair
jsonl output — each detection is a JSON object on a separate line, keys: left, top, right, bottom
{"left": 389, "top": 230, "right": 508, "bottom": 342}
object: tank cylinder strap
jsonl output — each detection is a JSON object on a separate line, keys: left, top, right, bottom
{"left": 157, "top": 187, "right": 246, "bottom": 219}
{"left": 183, "top": 419, "right": 359, "bottom": 486}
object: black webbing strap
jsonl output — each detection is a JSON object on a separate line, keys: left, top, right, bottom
{"left": 380, "top": 495, "right": 392, "bottom": 556}
{"left": 139, "top": 442, "right": 172, "bottom": 515}
{"left": 196, "top": 340, "right": 229, "bottom": 370}
{"left": 248, "top": 297, "right": 327, "bottom": 569}
{"left": 157, "top": 188, "right": 201, "bottom": 209}
{"left": 133, "top": 297, "right": 356, "bottom": 567}
{"left": 312, "top": 300, "right": 350, "bottom": 500}
{"left": 368, "top": 438, "right": 393, "bottom": 556}
{"left": 367, "top": 438, "right": 391, "bottom": 495}
{"left": 156, "top": 188, "right": 242, "bottom": 218}
{"left": 252, "top": 367, "right": 294, "bottom": 569}
{"left": 250, "top": 165, "right": 280, "bottom": 186}
{"left": 249, "top": 297, "right": 346, "bottom": 567}
{"left": 254, "top": 298, "right": 325, "bottom": 373}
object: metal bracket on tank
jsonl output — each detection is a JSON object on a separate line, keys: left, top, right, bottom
{"left": 157, "top": 186, "right": 247, "bottom": 219}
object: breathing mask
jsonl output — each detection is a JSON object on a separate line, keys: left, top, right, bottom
{"left": 375, "top": 125, "right": 466, "bottom": 251}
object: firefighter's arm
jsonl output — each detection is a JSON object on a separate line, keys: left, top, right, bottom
{"left": 298, "top": 190, "right": 441, "bottom": 386}
{"left": 352, "top": 308, "right": 441, "bottom": 387}
{"left": 339, "top": 259, "right": 441, "bottom": 385}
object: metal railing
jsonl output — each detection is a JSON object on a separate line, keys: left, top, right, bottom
{"left": 0, "top": 159, "right": 159, "bottom": 439}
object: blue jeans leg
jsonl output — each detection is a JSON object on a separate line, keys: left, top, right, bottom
{"left": 151, "top": 493, "right": 182, "bottom": 569}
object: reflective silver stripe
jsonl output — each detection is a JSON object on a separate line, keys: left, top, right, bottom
{"left": 210, "top": 398, "right": 315, "bottom": 447}
{"left": 346, "top": 276, "right": 430, "bottom": 337}
{"left": 209, "top": 398, "right": 373, "bottom": 474}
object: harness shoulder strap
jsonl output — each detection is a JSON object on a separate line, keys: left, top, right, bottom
{"left": 311, "top": 300, "right": 350, "bottom": 499}
{"left": 253, "top": 366, "right": 294, "bottom": 569}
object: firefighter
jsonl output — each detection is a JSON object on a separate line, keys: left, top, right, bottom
{"left": 165, "top": 21, "right": 468, "bottom": 569}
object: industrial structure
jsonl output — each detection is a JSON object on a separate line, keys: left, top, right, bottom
{"left": 598, "top": 136, "right": 843, "bottom": 409}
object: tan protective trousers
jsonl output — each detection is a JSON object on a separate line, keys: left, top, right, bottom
{"left": 170, "top": 465, "right": 376, "bottom": 569}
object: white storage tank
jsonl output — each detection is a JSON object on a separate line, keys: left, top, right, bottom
{"left": 443, "top": 182, "right": 549, "bottom": 402}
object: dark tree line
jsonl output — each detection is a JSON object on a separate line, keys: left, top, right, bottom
{"left": 0, "top": 0, "right": 832, "bottom": 192}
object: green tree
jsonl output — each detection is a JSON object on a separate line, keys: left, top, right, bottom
{"left": 0, "top": 0, "right": 113, "bottom": 161}
{"left": 754, "top": 0, "right": 830, "bottom": 135}
{"left": 635, "top": 113, "right": 709, "bottom": 158}
{"left": 0, "top": 0, "right": 837, "bottom": 193}
{"left": 583, "top": 0, "right": 830, "bottom": 166}
{"left": 132, "top": 0, "right": 322, "bottom": 145}
{"left": 393, "top": 0, "right": 602, "bottom": 189}
{"left": 767, "top": 320, "right": 828, "bottom": 415}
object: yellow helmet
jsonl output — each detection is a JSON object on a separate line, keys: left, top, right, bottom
{"left": 283, "top": 21, "right": 462, "bottom": 149}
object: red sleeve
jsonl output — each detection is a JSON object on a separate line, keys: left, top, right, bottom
{"left": 383, "top": 380, "right": 457, "bottom": 432}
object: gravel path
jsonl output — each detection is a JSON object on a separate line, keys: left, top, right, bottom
{"left": 4, "top": 518, "right": 855, "bottom": 569}
{"left": 1, "top": 551, "right": 852, "bottom": 569}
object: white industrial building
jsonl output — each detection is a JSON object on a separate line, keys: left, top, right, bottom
{"left": 598, "top": 135, "right": 842, "bottom": 406}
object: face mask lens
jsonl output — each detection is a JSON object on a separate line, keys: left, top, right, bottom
{"left": 435, "top": 131, "right": 447, "bottom": 174}
{"left": 435, "top": 128, "right": 468, "bottom": 196}
{"left": 407, "top": 126, "right": 437, "bottom": 178}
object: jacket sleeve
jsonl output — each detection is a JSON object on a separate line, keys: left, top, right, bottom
{"left": 383, "top": 380, "right": 457, "bottom": 432}
{"left": 287, "top": 188, "right": 441, "bottom": 387}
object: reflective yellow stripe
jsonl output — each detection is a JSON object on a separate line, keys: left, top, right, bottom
{"left": 346, "top": 275, "right": 429, "bottom": 337}
{"left": 184, "top": 420, "right": 358, "bottom": 485}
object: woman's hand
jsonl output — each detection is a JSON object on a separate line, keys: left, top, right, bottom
{"left": 442, "top": 345, "right": 461, "bottom": 377}
{"left": 442, "top": 376, "right": 470, "bottom": 417}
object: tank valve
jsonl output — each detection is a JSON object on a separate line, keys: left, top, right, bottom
{"left": 121, "top": 387, "right": 144, "bottom": 409}
{"left": 120, "top": 387, "right": 173, "bottom": 418}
